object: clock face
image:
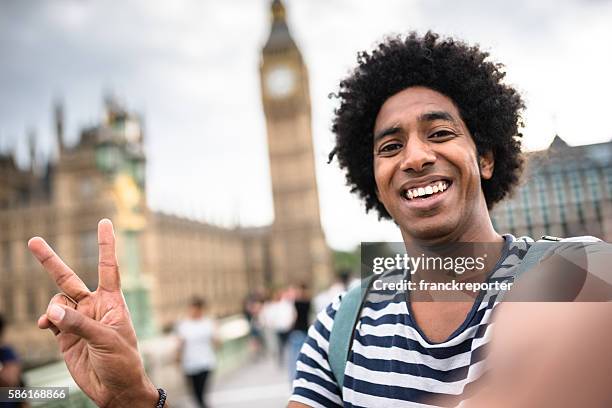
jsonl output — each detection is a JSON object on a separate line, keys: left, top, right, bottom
{"left": 265, "top": 65, "right": 296, "bottom": 98}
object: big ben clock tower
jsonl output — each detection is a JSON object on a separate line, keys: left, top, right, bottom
{"left": 260, "top": 0, "right": 331, "bottom": 288}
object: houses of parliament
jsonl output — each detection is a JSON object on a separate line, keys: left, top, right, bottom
{"left": 0, "top": 0, "right": 332, "bottom": 366}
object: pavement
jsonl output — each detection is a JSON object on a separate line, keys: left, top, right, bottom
{"left": 174, "top": 355, "right": 293, "bottom": 408}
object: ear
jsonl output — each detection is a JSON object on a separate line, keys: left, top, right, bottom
{"left": 479, "top": 150, "right": 494, "bottom": 180}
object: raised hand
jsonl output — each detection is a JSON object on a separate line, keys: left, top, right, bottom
{"left": 28, "top": 219, "right": 160, "bottom": 408}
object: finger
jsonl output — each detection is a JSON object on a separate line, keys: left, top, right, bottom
{"left": 49, "top": 292, "right": 79, "bottom": 309}
{"left": 46, "top": 304, "right": 112, "bottom": 347}
{"left": 97, "top": 219, "right": 121, "bottom": 292}
{"left": 38, "top": 293, "right": 77, "bottom": 332}
{"left": 38, "top": 314, "right": 52, "bottom": 329}
{"left": 38, "top": 314, "right": 60, "bottom": 336}
{"left": 28, "top": 237, "right": 90, "bottom": 302}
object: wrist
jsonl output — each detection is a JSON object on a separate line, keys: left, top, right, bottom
{"left": 108, "top": 377, "right": 160, "bottom": 408}
{"left": 132, "top": 380, "right": 160, "bottom": 408}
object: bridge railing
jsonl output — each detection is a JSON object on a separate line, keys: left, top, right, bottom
{"left": 23, "top": 314, "right": 252, "bottom": 407}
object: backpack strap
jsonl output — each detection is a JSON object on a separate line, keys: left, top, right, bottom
{"left": 328, "top": 274, "right": 376, "bottom": 391}
{"left": 513, "top": 240, "right": 556, "bottom": 279}
{"left": 497, "top": 236, "right": 563, "bottom": 301}
{"left": 513, "top": 235, "right": 601, "bottom": 280}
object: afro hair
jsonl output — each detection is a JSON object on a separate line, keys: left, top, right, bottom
{"left": 329, "top": 31, "right": 525, "bottom": 219}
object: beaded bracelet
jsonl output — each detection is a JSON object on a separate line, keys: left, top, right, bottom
{"left": 155, "top": 388, "right": 167, "bottom": 408}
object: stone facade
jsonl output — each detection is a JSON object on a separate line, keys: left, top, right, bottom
{"left": 0, "top": 0, "right": 331, "bottom": 367}
{"left": 491, "top": 135, "right": 612, "bottom": 241}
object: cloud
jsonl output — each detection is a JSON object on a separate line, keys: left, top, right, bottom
{"left": 1, "top": 0, "right": 611, "bottom": 249}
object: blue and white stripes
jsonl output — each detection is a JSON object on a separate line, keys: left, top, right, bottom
{"left": 291, "top": 235, "right": 530, "bottom": 408}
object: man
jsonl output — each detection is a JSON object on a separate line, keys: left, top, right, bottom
{"left": 289, "top": 31, "right": 520, "bottom": 407}
{"left": 175, "top": 297, "right": 216, "bottom": 408}
{"left": 287, "top": 283, "right": 312, "bottom": 380}
{"left": 26, "top": 32, "right": 610, "bottom": 408}
{"left": 288, "top": 31, "right": 611, "bottom": 407}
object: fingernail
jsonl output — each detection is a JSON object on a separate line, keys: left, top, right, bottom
{"left": 48, "top": 305, "right": 65, "bottom": 322}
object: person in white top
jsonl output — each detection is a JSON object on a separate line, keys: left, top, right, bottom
{"left": 260, "top": 288, "right": 296, "bottom": 366}
{"left": 175, "top": 297, "right": 217, "bottom": 408}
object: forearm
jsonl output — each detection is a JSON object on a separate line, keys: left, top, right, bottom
{"left": 465, "top": 303, "right": 612, "bottom": 408}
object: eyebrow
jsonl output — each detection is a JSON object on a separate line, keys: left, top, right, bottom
{"left": 418, "top": 110, "right": 456, "bottom": 124}
{"left": 373, "top": 110, "right": 457, "bottom": 142}
{"left": 373, "top": 124, "right": 401, "bottom": 142}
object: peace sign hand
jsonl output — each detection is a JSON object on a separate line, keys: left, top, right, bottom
{"left": 28, "top": 219, "right": 160, "bottom": 408}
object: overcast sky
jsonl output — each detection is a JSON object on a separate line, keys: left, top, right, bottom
{"left": 1, "top": 0, "right": 612, "bottom": 250}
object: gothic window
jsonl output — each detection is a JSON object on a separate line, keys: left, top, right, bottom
{"left": 80, "top": 231, "right": 98, "bottom": 263}
{"left": 535, "top": 175, "right": 550, "bottom": 233}
{"left": 584, "top": 169, "right": 601, "bottom": 201}
{"left": 2, "top": 241, "right": 12, "bottom": 277}
{"left": 520, "top": 184, "right": 533, "bottom": 236}
{"left": 604, "top": 166, "right": 612, "bottom": 200}
{"left": 568, "top": 171, "right": 585, "bottom": 223}
{"left": 26, "top": 288, "right": 38, "bottom": 320}
{"left": 80, "top": 179, "right": 95, "bottom": 198}
{"left": 505, "top": 202, "right": 515, "bottom": 231}
{"left": 551, "top": 172, "right": 567, "bottom": 223}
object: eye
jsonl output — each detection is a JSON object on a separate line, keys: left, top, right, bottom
{"left": 429, "top": 130, "right": 455, "bottom": 139}
{"left": 378, "top": 142, "right": 403, "bottom": 154}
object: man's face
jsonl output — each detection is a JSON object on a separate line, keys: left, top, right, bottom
{"left": 373, "top": 86, "right": 493, "bottom": 242}
{"left": 189, "top": 305, "right": 203, "bottom": 318}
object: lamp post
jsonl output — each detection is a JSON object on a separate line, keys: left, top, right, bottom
{"left": 95, "top": 138, "right": 155, "bottom": 339}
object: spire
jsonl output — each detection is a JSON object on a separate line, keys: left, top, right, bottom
{"left": 263, "top": 0, "right": 296, "bottom": 53}
{"left": 272, "top": 0, "right": 285, "bottom": 20}
{"left": 549, "top": 134, "right": 569, "bottom": 150}
{"left": 27, "top": 128, "right": 37, "bottom": 171}
{"left": 103, "top": 92, "right": 127, "bottom": 126}
{"left": 54, "top": 99, "right": 64, "bottom": 159}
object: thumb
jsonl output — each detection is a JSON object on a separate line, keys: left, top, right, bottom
{"left": 47, "top": 304, "right": 110, "bottom": 346}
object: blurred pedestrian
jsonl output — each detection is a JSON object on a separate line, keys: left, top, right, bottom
{"left": 0, "top": 314, "right": 24, "bottom": 408}
{"left": 260, "top": 287, "right": 295, "bottom": 366}
{"left": 288, "top": 283, "right": 311, "bottom": 380}
{"left": 313, "top": 269, "right": 352, "bottom": 313}
{"left": 243, "top": 291, "right": 266, "bottom": 356}
{"left": 175, "top": 297, "right": 217, "bottom": 408}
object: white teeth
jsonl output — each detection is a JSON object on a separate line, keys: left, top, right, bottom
{"left": 405, "top": 180, "right": 450, "bottom": 200}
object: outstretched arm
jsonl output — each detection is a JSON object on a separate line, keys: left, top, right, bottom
{"left": 29, "top": 219, "right": 165, "bottom": 408}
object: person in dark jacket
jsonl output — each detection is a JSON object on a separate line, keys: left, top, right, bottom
{"left": 288, "top": 283, "right": 311, "bottom": 380}
{"left": 0, "top": 314, "right": 23, "bottom": 408}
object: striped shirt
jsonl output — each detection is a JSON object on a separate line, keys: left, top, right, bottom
{"left": 290, "top": 235, "right": 531, "bottom": 407}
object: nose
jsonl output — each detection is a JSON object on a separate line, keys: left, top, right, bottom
{"left": 399, "top": 137, "right": 436, "bottom": 172}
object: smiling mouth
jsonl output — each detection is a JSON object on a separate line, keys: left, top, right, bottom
{"left": 402, "top": 179, "right": 452, "bottom": 201}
